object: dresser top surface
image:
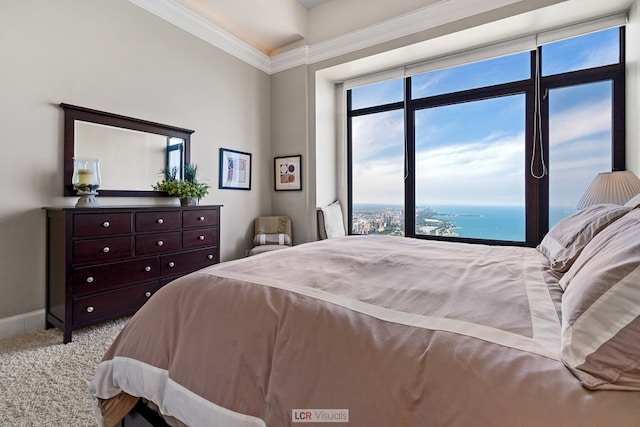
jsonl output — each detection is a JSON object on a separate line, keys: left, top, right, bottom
{"left": 44, "top": 205, "right": 223, "bottom": 212}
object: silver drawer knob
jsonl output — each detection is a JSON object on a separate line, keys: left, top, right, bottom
{"left": 168, "top": 261, "right": 175, "bottom": 268}
{"left": 102, "top": 221, "right": 110, "bottom": 228}
{"left": 198, "top": 235, "right": 205, "bottom": 241}
{"left": 198, "top": 216, "right": 205, "bottom": 221}
{"left": 86, "top": 306, "right": 94, "bottom": 313}
{"left": 102, "top": 247, "right": 110, "bottom": 253}
{"left": 207, "top": 254, "right": 213, "bottom": 260}
{"left": 86, "top": 276, "right": 94, "bottom": 283}
{"left": 145, "top": 291, "right": 151, "bottom": 298}
{"left": 157, "top": 241, "right": 164, "bottom": 246}
{"left": 157, "top": 218, "right": 164, "bottom": 224}
{"left": 145, "top": 266, "right": 152, "bottom": 272}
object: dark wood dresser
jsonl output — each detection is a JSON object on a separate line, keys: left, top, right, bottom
{"left": 44, "top": 205, "right": 221, "bottom": 343}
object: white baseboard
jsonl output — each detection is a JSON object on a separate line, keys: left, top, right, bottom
{"left": 0, "top": 309, "right": 46, "bottom": 341}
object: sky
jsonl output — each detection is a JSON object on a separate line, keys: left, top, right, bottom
{"left": 351, "top": 28, "right": 619, "bottom": 208}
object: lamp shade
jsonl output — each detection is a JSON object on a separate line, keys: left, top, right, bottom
{"left": 576, "top": 171, "right": 640, "bottom": 209}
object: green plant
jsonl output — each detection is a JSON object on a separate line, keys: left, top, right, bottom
{"left": 153, "top": 164, "right": 209, "bottom": 199}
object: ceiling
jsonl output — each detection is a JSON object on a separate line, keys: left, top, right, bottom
{"left": 131, "top": 0, "right": 635, "bottom": 75}
{"left": 172, "top": 0, "right": 329, "bottom": 55}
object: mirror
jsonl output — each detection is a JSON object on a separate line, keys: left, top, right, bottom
{"left": 61, "top": 103, "right": 193, "bottom": 197}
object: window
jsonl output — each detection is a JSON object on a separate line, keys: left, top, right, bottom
{"left": 411, "top": 52, "right": 530, "bottom": 98}
{"left": 350, "top": 109, "right": 405, "bottom": 235}
{"left": 547, "top": 82, "right": 614, "bottom": 228}
{"left": 348, "top": 27, "right": 625, "bottom": 245}
{"left": 414, "top": 94, "right": 526, "bottom": 241}
{"left": 351, "top": 78, "right": 404, "bottom": 110}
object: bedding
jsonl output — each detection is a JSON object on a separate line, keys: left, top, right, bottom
{"left": 624, "top": 192, "right": 640, "bottom": 208}
{"left": 536, "top": 203, "right": 631, "bottom": 275}
{"left": 90, "top": 234, "right": 640, "bottom": 427}
{"left": 560, "top": 208, "right": 640, "bottom": 390}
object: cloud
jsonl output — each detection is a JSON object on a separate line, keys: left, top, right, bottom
{"left": 549, "top": 98, "right": 611, "bottom": 147}
{"left": 352, "top": 111, "right": 404, "bottom": 164}
{"left": 579, "top": 44, "right": 619, "bottom": 70}
{"left": 352, "top": 154, "right": 405, "bottom": 204}
{"left": 413, "top": 133, "right": 525, "bottom": 205}
{"left": 416, "top": 132, "right": 523, "bottom": 177}
{"left": 411, "top": 72, "right": 449, "bottom": 97}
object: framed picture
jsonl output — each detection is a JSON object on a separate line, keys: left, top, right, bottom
{"left": 274, "top": 155, "right": 302, "bottom": 191}
{"left": 219, "top": 148, "right": 252, "bottom": 190}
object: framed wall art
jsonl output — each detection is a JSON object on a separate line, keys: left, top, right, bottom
{"left": 219, "top": 148, "right": 252, "bottom": 190}
{"left": 274, "top": 155, "right": 302, "bottom": 191}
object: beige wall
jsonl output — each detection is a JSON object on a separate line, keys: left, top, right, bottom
{"left": 0, "top": 0, "right": 271, "bottom": 324}
{"left": 270, "top": 66, "right": 312, "bottom": 244}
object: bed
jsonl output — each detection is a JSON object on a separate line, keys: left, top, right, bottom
{"left": 90, "top": 204, "right": 640, "bottom": 426}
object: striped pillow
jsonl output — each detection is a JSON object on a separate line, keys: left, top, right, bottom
{"left": 560, "top": 209, "right": 640, "bottom": 390}
{"left": 537, "top": 204, "right": 631, "bottom": 277}
{"left": 253, "top": 233, "right": 292, "bottom": 246}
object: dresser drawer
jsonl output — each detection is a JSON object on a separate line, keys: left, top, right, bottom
{"left": 135, "top": 232, "right": 181, "bottom": 255}
{"left": 73, "top": 236, "right": 133, "bottom": 265}
{"left": 73, "top": 257, "right": 159, "bottom": 296}
{"left": 160, "top": 247, "right": 219, "bottom": 277}
{"left": 183, "top": 208, "right": 219, "bottom": 228}
{"left": 73, "top": 282, "right": 158, "bottom": 327}
{"left": 136, "top": 211, "right": 181, "bottom": 233}
{"left": 74, "top": 213, "right": 132, "bottom": 237}
{"left": 182, "top": 228, "right": 219, "bottom": 249}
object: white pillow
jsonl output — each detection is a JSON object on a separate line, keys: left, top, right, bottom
{"left": 318, "top": 200, "right": 346, "bottom": 239}
{"left": 624, "top": 192, "right": 640, "bottom": 209}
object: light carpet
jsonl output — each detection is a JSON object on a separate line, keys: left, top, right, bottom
{"left": 0, "top": 317, "right": 129, "bottom": 427}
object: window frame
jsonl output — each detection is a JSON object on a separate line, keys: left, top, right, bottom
{"left": 347, "top": 27, "right": 625, "bottom": 247}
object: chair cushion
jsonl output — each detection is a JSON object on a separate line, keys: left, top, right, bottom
{"left": 248, "top": 245, "right": 291, "bottom": 256}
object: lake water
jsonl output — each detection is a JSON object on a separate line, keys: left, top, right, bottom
{"left": 432, "top": 205, "right": 577, "bottom": 241}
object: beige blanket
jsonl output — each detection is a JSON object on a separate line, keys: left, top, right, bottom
{"left": 91, "top": 235, "right": 640, "bottom": 426}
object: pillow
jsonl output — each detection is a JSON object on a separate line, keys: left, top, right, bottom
{"left": 536, "top": 204, "right": 631, "bottom": 275}
{"left": 253, "top": 233, "right": 292, "bottom": 246}
{"left": 318, "top": 200, "right": 346, "bottom": 239}
{"left": 624, "top": 192, "right": 640, "bottom": 209}
{"left": 560, "top": 208, "right": 640, "bottom": 390}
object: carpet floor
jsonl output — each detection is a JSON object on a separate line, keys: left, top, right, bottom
{"left": 0, "top": 317, "right": 129, "bottom": 426}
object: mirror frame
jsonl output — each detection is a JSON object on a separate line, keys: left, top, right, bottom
{"left": 61, "top": 103, "right": 193, "bottom": 197}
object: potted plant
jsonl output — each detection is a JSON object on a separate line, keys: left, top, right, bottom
{"left": 153, "top": 164, "right": 209, "bottom": 206}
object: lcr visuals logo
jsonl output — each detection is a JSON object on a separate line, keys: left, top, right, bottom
{"left": 292, "top": 409, "right": 349, "bottom": 423}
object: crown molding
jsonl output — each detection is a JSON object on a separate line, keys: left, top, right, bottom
{"left": 305, "top": 0, "right": 522, "bottom": 66}
{"left": 270, "top": 45, "right": 310, "bottom": 74}
{"left": 129, "top": 0, "right": 522, "bottom": 75}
